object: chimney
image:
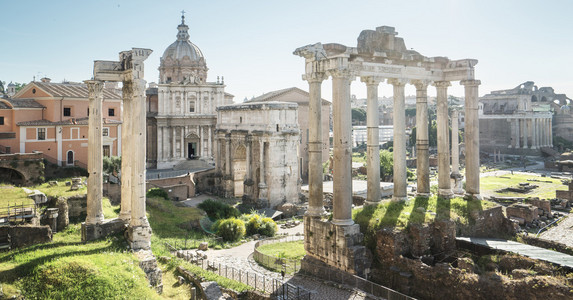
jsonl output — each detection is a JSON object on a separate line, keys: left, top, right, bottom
{"left": 40, "top": 77, "right": 51, "bottom": 83}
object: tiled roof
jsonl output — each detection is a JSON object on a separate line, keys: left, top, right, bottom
{"left": 0, "top": 98, "right": 45, "bottom": 109}
{"left": 33, "top": 82, "right": 121, "bottom": 99}
{"left": 17, "top": 117, "right": 121, "bottom": 126}
{"left": 247, "top": 87, "right": 330, "bottom": 105}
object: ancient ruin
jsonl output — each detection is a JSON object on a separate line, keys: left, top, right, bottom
{"left": 215, "top": 101, "right": 300, "bottom": 208}
{"left": 295, "top": 26, "right": 481, "bottom": 276}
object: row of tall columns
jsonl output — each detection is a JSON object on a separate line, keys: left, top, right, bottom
{"left": 510, "top": 117, "right": 552, "bottom": 149}
{"left": 331, "top": 71, "right": 354, "bottom": 225}
{"left": 130, "top": 79, "right": 149, "bottom": 230}
{"left": 258, "top": 140, "right": 267, "bottom": 200}
{"left": 86, "top": 80, "right": 104, "bottom": 225}
{"left": 362, "top": 77, "right": 382, "bottom": 206}
{"left": 414, "top": 82, "right": 430, "bottom": 196}
{"left": 158, "top": 125, "right": 214, "bottom": 160}
{"left": 435, "top": 81, "right": 452, "bottom": 198}
{"left": 463, "top": 80, "right": 481, "bottom": 198}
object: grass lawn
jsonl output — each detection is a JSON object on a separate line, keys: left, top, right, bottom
{"left": 481, "top": 173, "right": 567, "bottom": 199}
{"left": 0, "top": 177, "right": 88, "bottom": 208}
{"left": 257, "top": 240, "right": 305, "bottom": 260}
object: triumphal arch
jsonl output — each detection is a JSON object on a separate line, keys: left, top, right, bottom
{"left": 295, "top": 26, "right": 480, "bottom": 276}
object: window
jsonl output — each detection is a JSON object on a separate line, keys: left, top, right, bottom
{"left": 66, "top": 150, "right": 74, "bottom": 165}
{"left": 0, "top": 117, "right": 4, "bottom": 125}
{"left": 37, "top": 128, "right": 46, "bottom": 140}
{"left": 102, "top": 128, "right": 109, "bottom": 137}
{"left": 108, "top": 108, "right": 115, "bottom": 116}
{"left": 63, "top": 107, "right": 71, "bottom": 117}
{"left": 189, "top": 101, "right": 195, "bottom": 112}
{"left": 103, "top": 145, "right": 110, "bottom": 157}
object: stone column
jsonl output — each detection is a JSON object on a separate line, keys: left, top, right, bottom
{"left": 388, "top": 78, "right": 408, "bottom": 202}
{"left": 331, "top": 70, "right": 354, "bottom": 225}
{"left": 172, "top": 127, "right": 177, "bottom": 158}
{"left": 86, "top": 80, "right": 104, "bottom": 225}
{"left": 128, "top": 78, "right": 152, "bottom": 250}
{"left": 361, "top": 76, "right": 382, "bottom": 206}
{"left": 451, "top": 110, "right": 464, "bottom": 195}
{"left": 414, "top": 81, "right": 430, "bottom": 196}
{"left": 119, "top": 81, "right": 133, "bottom": 222}
{"left": 531, "top": 118, "right": 537, "bottom": 149}
{"left": 180, "top": 127, "right": 185, "bottom": 158}
{"left": 549, "top": 118, "right": 553, "bottom": 147}
{"left": 305, "top": 72, "right": 327, "bottom": 216}
{"left": 461, "top": 80, "right": 481, "bottom": 199}
{"left": 258, "top": 139, "right": 267, "bottom": 201}
{"left": 435, "top": 81, "right": 452, "bottom": 198}
{"left": 514, "top": 119, "right": 520, "bottom": 148}
{"left": 157, "top": 126, "right": 163, "bottom": 160}
{"left": 208, "top": 125, "right": 212, "bottom": 158}
{"left": 245, "top": 137, "right": 252, "bottom": 198}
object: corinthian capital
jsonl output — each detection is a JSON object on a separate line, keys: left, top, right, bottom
{"left": 433, "top": 81, "right": 451, "bottom": 88}
{"left": 460, "top": 79, "right": 481, "bottom": 86}
{"left": 360, "top": 76, "right": 383, "bottom": 86}
{"left": 411, "top": 80, "right": 431, "bottom": 90}
{"left": 303, "top": 72, "right": 328, "bottom": 83}
{"left": 387, "top": 78, "right": 408, "bottom": 87}
{"left": 328, "top": 68, "right": 354, "bottom": 79}
{"left": 85, "top": 80, "right": 104, "bottom": 98}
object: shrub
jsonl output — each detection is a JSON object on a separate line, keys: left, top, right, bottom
{"left": 216, "top": 218, "right": 246, "bottom": 242}
{"left": 211, "top": 219, "right": 223, "bottom": 233}
{"left": 258, "top": 217, "right": 277, "bottom": 237}
{"left": 246, "top": 214, "right": 262, "bottom": 235}
{"left": 198, "top": 199, "right": 240, "bottom": 221}
{"left": 146, "top": 187, "right": 169, "bottom": 200}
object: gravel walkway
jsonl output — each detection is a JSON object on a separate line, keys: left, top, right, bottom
{"left": 539, "top": 213, "right": 573, "bottom": 248}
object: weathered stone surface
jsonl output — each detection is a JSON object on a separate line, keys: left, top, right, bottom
{"left": 81, "top": 218, "right": 126, "bottom": 242}
{"left": 201, "top": 282, "right": 223, "bottom": 300}
{"left": 198, "top": 242, "right": 208, "bottom": 251}
{"left": 506, "top": 204, "right": 538, "bottom": 224}
{"left": 0, "top": 225, "right": 52, "bottom": 249}
{"left": 528, "top": 198, "right": 551, "bottom": 216}
{"left": 28, "top": 190, "right": 47, "bottom": 204}
{"left": 276, "top": 203, "right": 297, "bottom": 218}
{"left": 458, "top": 206, "right": 516, "bottom": 238}
{"left": 134, "top": 250, "right": 163, "bottom": 294}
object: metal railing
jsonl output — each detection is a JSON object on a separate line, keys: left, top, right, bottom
{"left": 165, "top": 242, "right": 312, "bottom": 299}
{"left": 253, "top": 235, "right": 304, "bottom": 274}
{"left": 0, "top": 202, "right": 37, "bottom": 225}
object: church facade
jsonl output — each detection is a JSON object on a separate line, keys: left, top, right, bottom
{"left": 147, "top": 15, "right": 233, "bottom": 169}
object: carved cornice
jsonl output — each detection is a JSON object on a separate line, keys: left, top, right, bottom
{"left": 360, "top": 76, "right": 383, "bottom": 86}
{"left": 460, "top": 79, "right": 481, "bottom": 87}
{"left": 411, "top": 80, "right": 431, "bottom": 90}
{"left": 328, "top": 68, "right": 354, "bottom": 80}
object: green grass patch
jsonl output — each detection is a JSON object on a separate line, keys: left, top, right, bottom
{"left": 481, "top": 174, "right": 567, "bottom": 199}
{"left": 0, "top": 185, "right": 33, "bottom": 207}
{"left": 257, "top": 240, "right": 305, "bottom": 260}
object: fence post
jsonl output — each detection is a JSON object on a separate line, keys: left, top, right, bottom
{"left": 255, "top": 273, "right": 257, "bottom": 291}
{"left": 219, "top": 263, "right": 221, "bottom": 276}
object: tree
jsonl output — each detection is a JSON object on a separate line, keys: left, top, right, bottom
{"left": 14, "top": 83, "right": 26, "bottom": 93}
{"left": 103, "top": 156, "right": 121, "bottom": 176}
{"left": 379, "top": 149, "right": 393, "bottom": 181}
{"left": 0, "top": 81, "right": 5, "bottom": 94}
{"left": 351, "top": 108, "right": 366, "bottom": 125}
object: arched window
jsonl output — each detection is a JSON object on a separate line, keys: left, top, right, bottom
{"left": 67, "top": 150, "right": 74, "bottom": 165}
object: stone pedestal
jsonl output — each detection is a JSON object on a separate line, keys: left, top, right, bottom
{"left": 126, "top": 225, "right": 152, "bottom": 250}
{"left": 81, "top": 218, "right": 127, "bottom": 242}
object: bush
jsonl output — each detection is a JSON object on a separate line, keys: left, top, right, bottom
{"left": 216, "top": 218, "right": 246, "bottom": 242}
{"left": 246, "top": 214, "right": 262, "bottom": 235}
{"left": 146, "top": 188, "right": 169, "bottom": 200}
{"left": 198, "top": 199, "right": 240, "bottom": 221}
{"left": 258, "top": 217, "right": 277, "bottom": 237}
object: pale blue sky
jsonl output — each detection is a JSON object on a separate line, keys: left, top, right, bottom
{"left": 1, "top": 0, "right": 571, "bottom": 101}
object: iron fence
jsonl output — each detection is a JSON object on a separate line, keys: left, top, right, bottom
{"left": 165, "top": 242, "right": 312, "bottom": 299}
{"left": 253, "top": 235, "right": 304, "bottom": 274}
{"left": 0, "top": 202, "right": 37, "bottom": 225}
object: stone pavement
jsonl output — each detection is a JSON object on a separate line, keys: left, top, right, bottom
{"left": 540, "top": 213, "right": 573, "bottom": 248}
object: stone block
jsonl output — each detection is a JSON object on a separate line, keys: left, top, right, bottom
{"left": 198, "top": 241, "right": 209, "bottom": 251}
{"left": 0, "top": 225, "right": 52, "bottom": 249}
{"left": 134, "top": 250, "right": 163, "bottom": 294}
{"left": 81, "top": 218, "right": 127, "bottom": 242}
{"left": 506, "top": 204, "right": 538, "bottom": 224}
{"left": 127, "top": 224, "right": 152, "bottom": 250}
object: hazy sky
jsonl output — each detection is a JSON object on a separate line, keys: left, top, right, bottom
{"left": 1, "top": 0, "right": 571, "bottom": 101}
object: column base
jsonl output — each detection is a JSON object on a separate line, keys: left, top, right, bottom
{"left": 119, "top": 212, "right": 131, "bottom": 224}
{"left": 331, "top": 218, "right": 354, "bottom": 226}
{"left": 452, "top": 188, "right": 465, "bottom": 195}
{"left": 305, "top": 206, "right": 326, "bottom": 216}
{"left": 127, "top": 225, "right": 152, "bottom": 250}
{"left": 392, "top": 195, "right": 408, "bottom": 202}
{"left": 364, "top": 200, "right": 382, "bottom": 207}
{"left": 415, "top": 192, "right": 430, "bottom": 198}
{"left": 438, "top": 188, "right": 453, "bottom": 198}
{"left": 81, "top": 218, "right": 127, "bottom": 243}
{"left": 464, "top": 193, "right": 482, "bottom": 201}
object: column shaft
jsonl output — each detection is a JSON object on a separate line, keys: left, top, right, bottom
{"left": 331, "top": 72, "right": 354, "bottom": 225}
{"left": 86, "top": 80, "right": 104, "bottom": 225}
{"left": 549, "top": 118, "right": 553, "bottom": 147}
{"left": 120, "top": 81, "right": 133, "bottom": 222}
{"left": 362, "top": 77, "right": 381, "bottom": 206}
{"left": 451, "top": 110, "right": 460, "bottom": 175}
{"left": 130, "top": 79, "right": 149, "bottom": 228}
{"left": 415, "top": 82, "right": 430, "bottom": 196}
{"left": 435, "top": 81, "right": 452, "bottom": 197}
{"left": 389, "top": 79, "right": 407, "bottom": 201}
{"left": 306, "top": 74, "right": 327, "bottom": 216}
{"left": 462, "top": 80, "right": 481, "bottom": 198}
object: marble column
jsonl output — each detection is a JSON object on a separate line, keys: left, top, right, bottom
{"left": 388, "top": 78, "right": 408, "bottom": 202}
{"left": 258, "top": 139, "right": 267, "bottom": 201}
{"left": 86, "top": 80, "right": 104, "bottom": 225}
{"left": 435, "top": 81, "right": 452, "bottom": 198}
{"left": 531, "top": 119, "right": 537, "bottom": 149}
{"left": 331, "top": 70, "right": 354, "bottom": 225}
{"left": 461, "top": 80, "right": 481, "bottom": 199}
{"left": 157, "top": 126, "right": 163, "bottom": 161}
{"left": 361, "top": 76, "right": 382, "bottom": 206}
{"left": 514, "top": 119, "right": 520, "bottom": 148}
{"left": 119, "top": 81, "right": 133, "bottom": 222}
{"left": 180, "top": 127, "right": 185, "bottom": 158}
{"left": 414, "top": 81, "right": 430, "bottom": 197}
{"left": 245, "top": 137, "right": 252, "bottom": 199}
{"left": 451, "top": 110, "right": 464, "bottom": 195}
{"left": 549, "top": 118, "right": 553, "bottom": 147}
{"left": 208, "top": 125, "right": 212, "bottom": 158}
{"left": 129, "top": 78, "right": 151, "bottom": 250}
{"left": 305, "top": 72, "right": 327, "bottom": 216}
{"left": 172, "top": 127, "right": 176, "bottom": 158}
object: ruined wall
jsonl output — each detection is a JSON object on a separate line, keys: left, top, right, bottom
{"left": 0, "top": 225, "right": 52, "bottom": 249}
{"left": 457, "top": 206, "right": 516, "bottom": 238}
{"left": 148, "top": 173, "right": 195, "bottom": 201}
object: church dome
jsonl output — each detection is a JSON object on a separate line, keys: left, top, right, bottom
{"left": 159, "top": 14, "right": 208, "bottom": 84}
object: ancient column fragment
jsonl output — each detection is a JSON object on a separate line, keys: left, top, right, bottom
{"left": 305, "top": 72, "right": 327, "bottom": 216}
{"left": 331, "top": 70, "right": 354, "bottom": 225}
{"left": 414, "top": 81, "right": 430, "bottom": 196}
{"left": 435, "top": 81, "right": 452, "bottom": 198}
{"left": 388, "top": 78, "right": 408, "bottom": 202}
{"left": 86, "top": 80, "right": 104, "bottom": 225}
{"left": 461, "top": 79, "right": 481, "bottom": 199}
{"left": 119, "top": 80, "right": 133, "bottom": 223}
{"left": 361, "top": 76, "right": 382, "bottom": 206}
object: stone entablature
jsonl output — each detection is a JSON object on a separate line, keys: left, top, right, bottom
{"left": 215, "top": 102, "right": 300, "bottom": 208}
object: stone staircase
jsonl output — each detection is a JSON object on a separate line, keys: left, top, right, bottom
{"left": 173, "top": 159, "right": 212, "bottom": 170}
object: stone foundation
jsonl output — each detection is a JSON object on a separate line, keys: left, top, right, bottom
{"left": 302, "top": 216, "right": 371, "bottom": 277}
{"left": 81, "top": 218, "right": 127, "bottom": 242}
{"left": 134, "top": 250, "right": 163, "bottom": 294}
{"left": 0, "top": 225, "right": 52, "bottom": 249}
{"left": 126, "top": 225, "right": 152, "bottom": 250}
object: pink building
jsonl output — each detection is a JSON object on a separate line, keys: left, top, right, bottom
{"left": 0, "top": 79, "right": 122, "bottom": 167}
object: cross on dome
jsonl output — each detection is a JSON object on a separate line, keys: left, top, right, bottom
{"left": 181, "top": 10, "right": 186, "bottom": 24}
